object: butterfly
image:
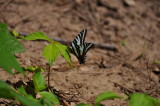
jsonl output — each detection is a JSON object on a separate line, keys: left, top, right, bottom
{"left": 70, "top": 29, "right": 94, "bottom": 64}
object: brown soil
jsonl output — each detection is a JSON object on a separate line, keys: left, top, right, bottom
{"left": 0, "top": 0, "right": 160, "bottom": 106}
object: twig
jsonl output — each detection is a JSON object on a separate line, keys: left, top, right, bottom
{"left": 114, "top": 82, "right": 134, "bottom": 96}
{"left": 146, "top": 57, "right": 152, "bottom": 88}
{"left": 47, "top": 65, "right": 51, "bottom": 88}
{"left": 18, "top": 32, "right": 118, "bottom": 51}
{"left": 0, "top": 0, "right": 14, "bottom": 10}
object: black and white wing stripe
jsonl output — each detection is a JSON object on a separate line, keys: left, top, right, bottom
{"left": 70, "top": 29, "right": 94, "bottom": 64}
{"left": 74, "top": 29, "right": 87, "bottom": 45}
{"left": 71, "top": 29, "right": 87, "bottom": 57}
{"left": 84, "top": 43, "right": 94, "bottom": 53}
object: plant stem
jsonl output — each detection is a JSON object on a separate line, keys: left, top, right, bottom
{"left": 48, "top": 65, "right": 51, "bottom": 88}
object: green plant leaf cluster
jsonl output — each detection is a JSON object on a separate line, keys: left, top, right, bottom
{"left": 32, "top": 67, "right": 60, "bottom": 106}
{"left": 0, "top": 66, "right": 60, "bottom": 106}
{"left": 0, "top": 23, "right": 24, "bottom": 74}
{"left": 77, "top": 91, "right": 122, "bottom": 106}
{"left": 0, "top": 80, "right": 42, "bottom": 106}
{"left": 129, "top": 93, "right": 160, "bottom": 106}
{"left": 78, "top": 92, "right": 160, "bottom": 106}
{"left": 33, "top": 70, "right": 46, "bottom": 93}
{"left": 23, "top": 32, "right": 71, "bottom": 66}
{"left": 95, "top": 91, "right": 122, "bottom": 104}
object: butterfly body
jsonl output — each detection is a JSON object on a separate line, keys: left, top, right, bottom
{"left": 70, "top": 29, "right": 94, "bottom": 64}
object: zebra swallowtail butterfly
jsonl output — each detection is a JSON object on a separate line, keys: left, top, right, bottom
{"left": 70, "top": 29, "right": 94, "bottom": 64}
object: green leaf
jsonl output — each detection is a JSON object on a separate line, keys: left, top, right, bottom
{"left": 95, "top": 91, "right": 122, "bottom": 104}
{"left": 17, "top": 86, "right": 35, "bottom": 102}
{"left": 22, "top": 66, "right": 37, "bottom": 72}
{"left": 22, "top": 66, "right": 44, "bottom": 72}
{"left": 39, "top": 91, "right": 60, "bottom": 106}
{"left": 17, "top": 86, "right": 27, "bottom": 96}
{"left": 43, "top": 43, "right": 72, "bottom": 66}
{"left": 76, "top": 103, "right": 91, "bottom": 106}
{"left": 12, "top": 30, "right": 19, "bottom": 37}
{"left": 23, "top": 32, "right": 50, "bottom": 41}
{"left": 10, "top": 91, "right": 42, "bottom": 106}
{"left": 153, "top": 60, "right": 160, "bottom": 65}
{"left": 119, "top": 40, "right": 126, "bottom": 46}
{"left": 33, "top": 71, "right": 46, "bottom": 93}
{"left": 0, "top": 23, "right": 24, "bottom": 74}
{"left": 38, "top": 98, "right": 53, "bottom": 106}
{"left": 93, "top": 104, "right": 104, "bottom": 106}
{"left": 55, "top": 43, "right": 72, "bottom": 66}
{"left": 0, "top": 80, "right": 15, "bottom": 99}
{"left": 129, "top": 93, "right": 160, "bottom": 106}
{"left": 42, "top": 44, "right": 59, "bottom": 65}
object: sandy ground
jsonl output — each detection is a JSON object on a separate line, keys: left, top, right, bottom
{"left": 0, "top": 0, "right": 160, "bottom": 105}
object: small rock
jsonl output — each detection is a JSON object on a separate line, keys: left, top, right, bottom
{"left": 124, "top": 0, "right": 135, "bottom": 6}
{"left": 36, "top": 94, "right": 41, "bottom": 99}
{"left": 153, "top": 67, "right": 160, "bottom": 72}
{"left": 70, "top": 102, "right": 76, "bottom": 106}
{"left": 153, "top": 67, "right": 160, "bottom": 75}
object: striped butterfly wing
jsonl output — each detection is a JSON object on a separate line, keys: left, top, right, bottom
{"left": 71, "top": 29, "right": 94, "bottom": 64}
{"left": 73, "top": 29, "right": 87, "bottom": 45}
{"left": 71, "top": 29, "right": 87, "bottom": 57}
{"left": 77, "top": 43, "right": 94, "bottom": 64}
{"left": 84, "top": 43, "right": 94, "bottom": 53}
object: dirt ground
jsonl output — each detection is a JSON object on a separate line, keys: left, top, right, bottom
{"left": 0, "top": 0, "right": 160, "bottom": 105}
